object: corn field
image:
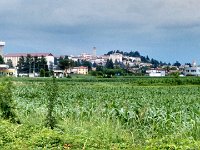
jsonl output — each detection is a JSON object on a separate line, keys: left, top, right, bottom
{"left": 0, "top": 77, "right": 200, "bottom": 149}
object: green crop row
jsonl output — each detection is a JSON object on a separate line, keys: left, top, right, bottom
{"left": 9, "top": 76, "right": 200, "bottom": 86}
{"left": 0, "top": 77, "right": 200, "bottom": 149}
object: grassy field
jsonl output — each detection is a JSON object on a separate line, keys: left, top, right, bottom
{"left": 0, "top": 77, "right": 200, "bottom": 149}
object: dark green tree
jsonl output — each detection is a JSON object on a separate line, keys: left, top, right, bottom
{"left": 33, "top": 56, "right": 39, "bottom": 73}
{"left": 6, "top": 59, "right": 13, "bottom": 68}
{"left": 25, "top": 54, "right": 33, "bottom": 74}
{"left": 74, "top": 59, "right": 82, "bottom": 67}
{"left": 92, "top": 62, "right": 97, "bottom": 68}
{"left": 105, "top": 59, "right": 114, "bottom": 69}
{"left": 82, "top": 60, "right": 92, "bottom": 70}
{"left": 96, "top": 65, "right": 103, "bottom": 71}
{"left": 58, "top": 57, "right": 74, "bottom": 70}
{"left": 17, "top": 55, "right": 49, "bottom": 75}
{"left": 173, "top": 61, "right": 181, "bottom": 67}
{"left": 151, "top": 58, "right": 159, "bottom": 68}
{"left": 0, "top": 55, "right": 4, "bottom": 64}
{"left": 59, "top": 59, "right": 68, "bottom": 70}
{"left": 39, "top": 56, "right": 48, "bottom": 72}
{"left": 40, "top": 69, "right": 45, "bottom": 77}
{"left": 17, "top": 56, "right": 26, "bottom": 73}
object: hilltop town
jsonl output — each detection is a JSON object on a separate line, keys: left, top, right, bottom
{"left": 0, "top": 42, "right": 199, "bottom": 77}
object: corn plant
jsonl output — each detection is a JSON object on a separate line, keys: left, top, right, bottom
{"left": 45, "top": 77, "right": 58, "bottom": 129}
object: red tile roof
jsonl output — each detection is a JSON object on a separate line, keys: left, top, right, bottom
{"left": 79, "top": 66, "right": 88, "bottom": 69}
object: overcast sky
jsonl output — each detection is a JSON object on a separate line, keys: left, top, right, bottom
{"left": 1, "top": 0, "right": 200, "bottom": 63}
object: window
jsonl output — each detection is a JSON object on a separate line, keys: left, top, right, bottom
{"left": 191, "top": 70, "right": 196, "bottom": 72}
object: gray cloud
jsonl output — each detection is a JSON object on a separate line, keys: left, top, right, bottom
{"left": 1, "top": 0, "right": 200, "bottom": 62}
{"left": 1, "top": 0, "right": 200, "bottom": 30}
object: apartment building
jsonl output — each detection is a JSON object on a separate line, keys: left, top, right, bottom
{"left": 4, "top": 53, "right": 54, "bottom": 69}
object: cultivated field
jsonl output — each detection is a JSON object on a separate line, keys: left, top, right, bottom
{"left": 0, "top": 77, "right": 200, "bottom": 149}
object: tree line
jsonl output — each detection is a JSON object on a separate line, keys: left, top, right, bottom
{"left": 17, "top": 54, "right": 50, "bottom": 77}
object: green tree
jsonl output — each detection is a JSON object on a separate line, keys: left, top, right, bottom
{"left": 17, "top": 56, "right": 26, "bottom": 74}
{"left": 151, "top": 58, "right": 159, "bottom": 68}
{"left": 39, "top": 56, "right": 49, "bottom": 72}
{"left": 0, "top": 55, "right": 4, "bottom": 64}
{"left": 25, "top": 54, "right": 33, "bottom": 74}
{"left": 173, "top": 61, "right": 181, "bottom": 68}
{"left": 96, "top": 65, "right": 103, "bottom": 71}
{"left": 105, "top": 59, "right": 114, "bottom": 69}
{"left": 74, "top": 59, "right": 82, "bottom": 67}
{"left": 40, "top": 69, "right": 45, "bottom": 77}
{"left": 58, "top": 56, "right": 74, "bottom": 69}
{"left": 6, "top": 59, "right": 13, "bottom": 68}
{"left": 82, "top": 60, "right": 92, "bottom": 70}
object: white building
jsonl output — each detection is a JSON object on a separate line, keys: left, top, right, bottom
{"left": 146, "top": 69, "right": 166, "bottom": 77}
{"left": 4, "top": 53, "right": 54, "bottom": 69}
{"left": 109, "top": 53, "right": 123, "bottom": 62}
{"left": 184, "top": 66, "right": 200, "bottom": 76}
{"left": 184, "top": 61, "right": 200, "bottom": 76}
{"left": 123, "top": 56, "right": 141, "bottom": 62}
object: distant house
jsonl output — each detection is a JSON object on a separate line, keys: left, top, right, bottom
{"left": 146, "top": 69, "right": 166, "bottom": 77}
{"left": 184, "top": 66, "right": 200, "bottom": 76}
{"left": 184, "top": 61, "right": 200, "bottom": 76}
{"left": 109, "top": 53, "right": 123, "bottom": 62}
{"left": 0, "top": 64, "right": 17, "bottom": 77}
{"left": 53, "top": 70, "right": 64, "bottom": 78}
{"left": 123, "top": 56, "right": 141, "bottom": 62}
{"left": 69, "top": 66, "right": 88, "bottom": 75}
{"left": 4, "top": 53, "right": 54, "bottom": 69}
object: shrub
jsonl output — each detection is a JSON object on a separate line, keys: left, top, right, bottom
{"left": 0, "top": 78, "right": 19, "bottom": 123}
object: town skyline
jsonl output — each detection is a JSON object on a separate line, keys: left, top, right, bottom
{"left": 1, "top": 1, "right": 200, "bottom": 64}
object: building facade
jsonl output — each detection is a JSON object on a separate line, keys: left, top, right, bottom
{"left": 70, "top": 66, "right": 88, "bottom": 75}
{"left": 109, "top": 53, "right": 123, "bottom": 62}
{"left": 184, "top": 66, "right": 200, "bottom": 76}
{"left": 146, "top": 69, "right": 166, "bottom": 77}
{"left": 4, "top": 53, "right": 54, "bottom": 69}
{"left": 0, "top": 64, "right": 17, "bottom": 77}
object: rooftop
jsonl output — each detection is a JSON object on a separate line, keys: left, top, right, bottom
{"left": 4, "top": 53, "right": 53, "bottom": 57}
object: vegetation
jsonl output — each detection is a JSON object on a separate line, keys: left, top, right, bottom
{"left": 56, "top": 56, "right": 92, "bottom": 71}
{"left": 17, "top": 55, "right": 49, "bottom": 75}
{"left": 0, "top": 78, "right": 19, "bottom": 123}
{"left": 45, "top": 77, "right": 58, "bottom": 129}
{"left": 0, "top": 77, "right": 200, "bottom": 149}
{"left": 0, "top": 55, "right": 5, "bottom": 64}
{"left": 106, "top": 50, "right": 169, "bottom": 67}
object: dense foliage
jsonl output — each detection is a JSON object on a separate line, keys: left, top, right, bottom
{"left": 0, "top": 78, "right": 19, "bottom": 123}
{"left": 0, "top": 77, "right": 200, "bottom": 149}
{"left": 0, "top": 55, "right": 4, "bottom": 64}
{"left": 17, "top": 55, "right": 50, "bottom": 76}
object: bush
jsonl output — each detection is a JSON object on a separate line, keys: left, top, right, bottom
{"left": 0, "top": 78, "right": 19, "bottom": 123}
{"left": 40, "top": 69, "right": 45, "bottom": 77}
